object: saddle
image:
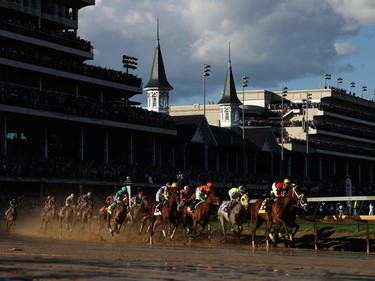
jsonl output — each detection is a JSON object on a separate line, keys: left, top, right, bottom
{"left": 186, "top": 200, "right": 202, "bottom": 216}
{"left": 154, "top": 200, "right": 167, "bottom": 215}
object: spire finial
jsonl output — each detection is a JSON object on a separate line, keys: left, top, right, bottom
{"left": 228, "top": 42, "right": 231, "bottom": 67}
{"left": 157, "top": 18, "right": 160, "bottom": 45}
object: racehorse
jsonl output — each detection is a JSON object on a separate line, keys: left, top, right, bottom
{"left": 218, "top": 194, "right": 251, "bottom": 242}
{"left": 39, "top": 203, "right": 57, "bottom": 234}
{"left": 58, "top": 204, "right": 75, "bottom": 236}
{"left": 251, "top": 185, "right": 308, "bottom": 248}
{"left": 5, "top": 203, "right": 18, "bottom": 232}
{"left": 97, "top": 195, "right": 113, "bottom": 235}
{"left": 108, "top": 196, "right": 129, "bottom": 236}
{"left": 127, "top": 195, "right": 153, "bottom": 234}
{"left": 180, "top": 190, "right": 222, "bottom": 243}
{"left": 149, "top": 190, "right": 180, "bottom": 245}
{"left": 74, "top": 199, "right": 93, "bottom": 236}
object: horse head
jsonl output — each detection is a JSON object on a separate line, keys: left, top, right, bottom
{"left": 240, "top": 194, "right": 250, "bottom": 210}
{"left": 206, "top": 191, "right": 222, "bottom": 206}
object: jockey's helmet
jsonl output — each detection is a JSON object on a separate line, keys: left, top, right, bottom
{"left": 283, "top": 178, "right": 292, "bottom": 185}
{"left": 184, "top": 185, "right": 189, "bottom": 192}
{"left": 70, "top": 193, "right": 74, "bottom": 197}
{"left": 47, "top": 195, "right": 51, "bottom": 199}
{"left": 171, "top": 182, "right": 178, "bottom": 189}
{"left": 87, "top": 192, "right": 91, "bottom": 197}
{"left": 122, "top": 186, "right": 127, "bottom": 192}
{"left": 239, "top": 185, "right": 245, "bottom": 193}
{"left": 207, "top": 182, "right": 213, "bottom": 188}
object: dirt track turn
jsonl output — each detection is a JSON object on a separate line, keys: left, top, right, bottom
{"left": 1, "top": 217, "right": 375, "bottom": 280}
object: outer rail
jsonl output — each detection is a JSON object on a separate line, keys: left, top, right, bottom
{"left": 297, "top": 215, "right": 375, "bottom": 253}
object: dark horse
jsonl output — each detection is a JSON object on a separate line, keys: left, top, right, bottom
{"left": 39, "top": 203, "right": 57, "bottom": 234}
{"left": 97, "top": 195, "right": 113, "bottom": 235}
{"left": 74, "top": 199, "right": 93, "bottom": 236}
{"left": 149, "top": 190, "right": 180, "bottom": 245}
{"left": 58, "top": 204, "right": 75, "bottom": 236}
{"left": 108, "top": 197, "right": 129, "bottom": 236}
{"left": 180, "top": 191, "right": 222, "bottom": 243}
{"left": 218, "top": 194, "right": 251, "bottom": 242}
{"left": 251, "top": 185, "right": 308, "bottom": 248}
{"left": 127, "top": 195, "right": 153, "bottom": 234}
{"left": 5, "top": 202, "right": 18, "bottom": 232}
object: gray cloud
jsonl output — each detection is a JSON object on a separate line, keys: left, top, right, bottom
{"left": 78, "top": 0, "right": 373, "bottom": 106}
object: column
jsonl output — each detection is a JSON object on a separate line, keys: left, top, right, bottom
{"left": 79, "top": 126, "right": 84, "bottom": 161}
{"left": 1, "top": 116, "right": 7, "bottom": 157}
{"left": 104, "top": 130, "right": 108, "bottom": 164}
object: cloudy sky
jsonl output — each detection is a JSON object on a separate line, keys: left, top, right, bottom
{"left": 78, "top": 0, "right": 375, "bottom": 106}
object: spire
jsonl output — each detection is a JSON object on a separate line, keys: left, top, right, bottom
{"left": 144, "top": 19, "right": 173, "bottom": 90}
{"left": 218, "top": 42, "right": 241, "bottom": 105}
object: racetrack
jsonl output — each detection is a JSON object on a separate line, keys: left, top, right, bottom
{"left": 1, "top": 214, "right": 375, "bottom": 280}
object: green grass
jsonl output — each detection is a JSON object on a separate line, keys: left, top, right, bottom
{"left": 296, "top": 220, "right": 375, "bottom": 238}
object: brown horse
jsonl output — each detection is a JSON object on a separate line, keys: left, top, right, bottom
{"left": 39, "top": 203, "right": 57, "bottom": 234}
{"left": 251, "top": 185, "right": 308, "bottom": 248}
{"left": 149, "top": 190, "right": 180, "bottom": 245}
{"left": 97, "top": 195, "right": 113, "bottom": 235}
{"left": 218, "top": 194, "right": 251, "bottom": 242}
{"left": 74, "top": 199, "right": 93, "bottom": 235}
{"left": 5, "top": 203, "right": 18, "bottom": 232}
{"left": 58, "top": 204, "right": 75, "bottom": 237}
{"left": 108, "top": 197, "right": 129, "bottom": 236}
{"left": 127, "top": 195, "right": 153, "bottom": 234}
{"left": 180, "top": 191, "right": 222, "bottom": 243}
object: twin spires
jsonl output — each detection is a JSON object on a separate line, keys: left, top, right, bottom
{"left": 145, "top": 26, "right": 243, "bottom": 128}
{"left": 144, "top": 19, "right": 173, "bottom": 114}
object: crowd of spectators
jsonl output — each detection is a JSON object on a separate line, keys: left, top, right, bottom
{"left": 0, "top": 81, "right": 175, "bottom": 129}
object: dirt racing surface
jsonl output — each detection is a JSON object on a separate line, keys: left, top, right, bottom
{"left": 1, "top": 214, "right": 375, "bottom": 281}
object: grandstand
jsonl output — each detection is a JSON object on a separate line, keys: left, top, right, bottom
{"left": 1, "top": 0, "right": 375, "bottom": 199}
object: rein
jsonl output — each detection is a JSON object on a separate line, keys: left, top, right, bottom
{"left": 291, "top": 187, "right": 307, "bottom": 209}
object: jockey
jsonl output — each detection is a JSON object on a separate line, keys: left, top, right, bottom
{"left": 177, "top": 185, "right": 190, "bottom": 212}
{"left": 79, "top": 192, "right": 92, "bottom": 208}
{"left": 156, "top": 185, "right": 168, "bottom": 203}
{"left": 134, "top": 190, "right": 144, "bottom": 205}
{"left": 196, "top": 182, "right": 212, "bottom": 201}
{"left": 228, "top": 185, "right": 246, "bottom": 212}
{"left": 43, "top": 195, "right": 55, "bottom": 212}
{"left": 107, "top": 186, "right": 129, "bottom": 214}
{"left": 180, "top": 185, "right": 190, "bottom": 201}
{"left": 266, "top": 181, "right": 284, "bottom": 212}
{"left": 44, "top": 195, "right": 55, "bottom": 208}
{"left": 65, "top": 193, "right": 75, "bottom": 207}
{"left": 271, "top": 181, "right": 285, "bottom": 198}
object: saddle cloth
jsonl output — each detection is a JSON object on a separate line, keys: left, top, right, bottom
{"left": 259, "top": 198, "right": 269, "bottom": 214}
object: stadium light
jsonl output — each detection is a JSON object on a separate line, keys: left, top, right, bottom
{"left": 242, "top": 75, "right": 249, "bottom": 183}
{"left": 361, "top": 85, "right": 367, "bottom": 99}
{"left": 281, "top": 86, "right": 288, "bottom": 177}
{"left": 336, "top": 77, "right": 343, "bottom": 88}
{"left": 203, "top": 64, "right": 211, "bottom": 173}
{"left": 324, "top": 73, "right": 331, "bottom": 89}
{"left": 349, "top": 82, "right": 355, "bottom": 94}
{"left": 122, "top": 55, "right": 138, "bottom": 74}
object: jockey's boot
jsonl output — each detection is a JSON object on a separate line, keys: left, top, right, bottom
{"left": 266, "top": 197, "right": 274, "bottom": 213}
{"left": 227, "top": 201, "right": 234, "bottom": 213}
